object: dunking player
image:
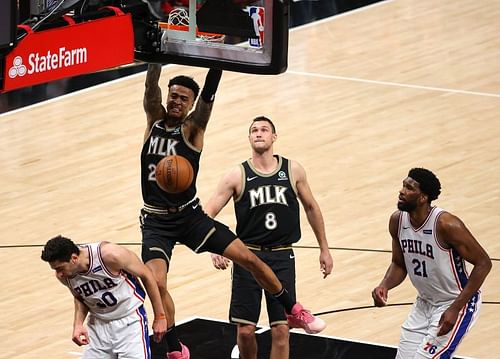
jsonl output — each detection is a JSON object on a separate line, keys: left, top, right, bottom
{"left": 141, "top": 65, "right": 326, "bottom": 359}
{"left": 41, "top": 235, "right": 167, "bottom": 359}
{"left": 206, "top": 116, "right": 333, "bottom": 359}
{"left": 372, "top": 168, "right": 491, "bottom": 358}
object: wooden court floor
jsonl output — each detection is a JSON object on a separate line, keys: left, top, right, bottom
{"left": 0, "top": 0, "right": 499, "bottom": 357}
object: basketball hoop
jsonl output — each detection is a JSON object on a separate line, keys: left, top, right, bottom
{"left": 162, "top": 7, "right": 225, "bottom": 44}
{"left": 167, "top": 7, "right": 190, "bottom": 27}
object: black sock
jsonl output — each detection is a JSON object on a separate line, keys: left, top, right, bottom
{"left": 166, "top": 325, "right": 182, "bottom": 352}
{"left": 273, "top": 287, "right": 295, "bottom": 314}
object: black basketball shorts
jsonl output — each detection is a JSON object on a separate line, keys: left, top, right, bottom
{"left": 230, "top": 248, "right": 296, "bottom": 326}
{"left": 140, "top": 204, "right": 237, "bottom": 268}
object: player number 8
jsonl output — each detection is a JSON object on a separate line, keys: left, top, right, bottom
{"left": 265, "top": 212, "right": 277, "bottom": 230}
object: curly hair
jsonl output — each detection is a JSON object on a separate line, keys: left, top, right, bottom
{"left": 168, "top": 75, "right": 200, "bottom": 100}
{"left": 41, "top": 235, "right": 80, "bottom": 263}
{"left": 408, "top": 167, "right": 441, "bottom": 202}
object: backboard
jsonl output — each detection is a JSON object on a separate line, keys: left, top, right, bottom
{"left": 134, "top": 0, "right": 289, "bottom": 75}
{"left": 0, "top": 0, "right": 17, "bottom": 52}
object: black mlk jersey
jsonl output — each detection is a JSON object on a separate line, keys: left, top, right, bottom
{"left": 141, "top": 121, "right": 200, "bottom": 208}
{"left": 235, "top": 155, "right": 301, "bottom": 247}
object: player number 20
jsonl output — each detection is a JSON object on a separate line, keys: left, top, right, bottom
{"left": 265, "top": 212, "right": 277, "bottom": 230}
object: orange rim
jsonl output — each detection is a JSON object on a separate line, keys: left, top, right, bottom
{"left": 158, "top": 22, "right": 224, "bottom": 38}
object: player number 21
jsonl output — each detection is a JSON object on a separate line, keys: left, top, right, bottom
{"left": 412, "top": 258, "right": 428, "bottom": 277}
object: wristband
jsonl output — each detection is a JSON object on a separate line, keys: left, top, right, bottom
{"left": 154, "top": 313, "right": 166, "bottom": 321}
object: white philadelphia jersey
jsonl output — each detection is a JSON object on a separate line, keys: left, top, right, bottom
{"left": 65, "top": 243, "right": 146, "bottom": 321}
{"left": 398, "top": 207, "right": 470, "bottom": 305}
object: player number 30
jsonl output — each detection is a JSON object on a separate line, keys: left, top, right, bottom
{"left": 95, "top": 291, "right": 118, "bottom": 308}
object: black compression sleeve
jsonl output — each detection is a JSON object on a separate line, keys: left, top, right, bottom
{"left": 200, "top": 68, "right": 223, "bottom": 102}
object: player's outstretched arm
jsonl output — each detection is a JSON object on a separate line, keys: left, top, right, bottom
{"left": 205, "top": 165, "right": 240, "bottom": 270}
{"left": 72, "top": 297, "right": 90, "bottom": 346}
{"left": 185, "top": 68, "right": 223, "bottom": 148}
{"left": 100, "top": 242, "right": 167, "bottom": 342}
{"left": 436, "top": 213, "right": 492, "bottom": 335}
{"left": 293, "top": 160, "right": 333, "bottom": 278}
{"left": 205, "top": 165, "right": 240, "bottom": 218}
{"left": 144, "top": 64, "right": 167, "bottom": 140}
{"left": 372, "top": 211, "right": 407, "bottom": 306}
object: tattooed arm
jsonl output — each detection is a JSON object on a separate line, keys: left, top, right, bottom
{"left": 143, "top": 64, "right": 167, "bottom": 141}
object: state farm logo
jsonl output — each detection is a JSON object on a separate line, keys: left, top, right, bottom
{"left": 8, "top": 47, "right": 88, "bottom": 78}
{"left": 9, "top": 56, "right": 27, "bottom": 78}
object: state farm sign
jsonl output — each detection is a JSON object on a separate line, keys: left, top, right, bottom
{"left": 2, "top": 10, "right": 134, "bottom": 92}
{"left": 9, "top": 47, "right": 88, "bottom": 79}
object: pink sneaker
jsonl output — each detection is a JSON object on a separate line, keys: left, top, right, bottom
{"left": 166, "top": 342, "right": 190, "bottom": 359}
{"left": 286, "top": 303, "right": 326, "bottom": 334}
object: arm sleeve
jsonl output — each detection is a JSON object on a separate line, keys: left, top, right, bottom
{"left": 200, "top": 68, "right": 223, "bottom": 103}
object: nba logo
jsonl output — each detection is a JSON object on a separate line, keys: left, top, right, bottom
{"left": 248, "top": 6, "right": 265, "bottom": 48}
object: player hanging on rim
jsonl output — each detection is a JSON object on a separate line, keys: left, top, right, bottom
{"left": 141, "top": 64, "right": 327, "bottom": 359}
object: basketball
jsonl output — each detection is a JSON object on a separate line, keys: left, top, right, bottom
{"left": 155, "top": 155, "right": 194, "bottom": 193}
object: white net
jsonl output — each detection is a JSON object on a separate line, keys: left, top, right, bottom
{"left": 167, "top": 7, "right": 189, "bottom": 27}
{"left": 167, "top": 7, "right": 225, "bottom": 44}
